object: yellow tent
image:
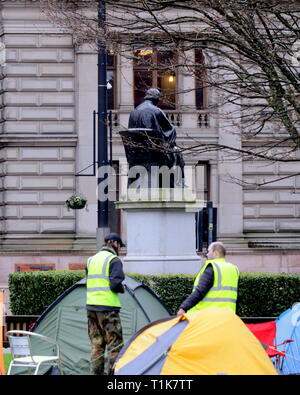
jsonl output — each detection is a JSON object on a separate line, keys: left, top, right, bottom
{"left": 114, "top": 307, "right": 277, "bottom": 375}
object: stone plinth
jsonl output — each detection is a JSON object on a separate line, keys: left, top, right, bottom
{"left": 116, "top": 189, "right": 205, "bottom": 274}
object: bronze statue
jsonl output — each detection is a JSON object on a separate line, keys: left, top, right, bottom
{"left": 120, "top": 88, "right": 185, "bottom": 188}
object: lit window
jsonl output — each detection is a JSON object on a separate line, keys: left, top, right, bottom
{"left": 133, "top": 47, "right": 177, "bottom": 109}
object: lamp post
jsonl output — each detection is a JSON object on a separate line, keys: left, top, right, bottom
{"left": 96, "top": 0, "right": 110, "bottom": 247}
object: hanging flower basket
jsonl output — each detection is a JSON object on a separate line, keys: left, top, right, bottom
{"left": 65, "top": 194, "right": 88, "bottom": 211}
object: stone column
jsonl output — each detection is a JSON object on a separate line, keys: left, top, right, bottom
{"left": 118, "top": 47, "right": 134, "bottom": 128}
{"left": 217, "top": 101, "right": 244, "bottom": 242}
{"left": 179, "top": 49, "right": 198, "bottom": 130}
{"left": 117, "top": 192, "right": 204, "bottom": 274}
{"left": 75, "top": 44, "right": 98, "bottom": 238}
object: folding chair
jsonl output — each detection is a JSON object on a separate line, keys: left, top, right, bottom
{"left": 269, "top": 339, "right": 294, "bottom": 373}
{"left": 119, "top": 128, "right": 168, "bottom": 165}
{"left": 245, "top": 321, "right": 293, "bottom": 374}
{"left": 6, "top": 330, "right": 62, "bottom": 375}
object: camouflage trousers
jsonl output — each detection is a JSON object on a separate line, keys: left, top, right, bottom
{"left": 87, "top": 310, "right": 123, "bottom": 375}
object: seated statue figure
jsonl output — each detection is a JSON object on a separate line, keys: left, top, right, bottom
{"left": 120, "top": 88, "right": 185, "bottom": 188}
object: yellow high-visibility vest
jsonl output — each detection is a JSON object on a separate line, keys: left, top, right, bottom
{"left": 188, "top": 258, "right": 239, "bottom": 313}
{"left": 86, "top": 250, "right": 121, "bottom": 307}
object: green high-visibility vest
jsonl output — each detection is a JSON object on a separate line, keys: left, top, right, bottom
{"left": 188, "top": 258, "right": 239, "bottom": 313}
{"left": 86, "top": 249, "right": 121, "bottom": 308}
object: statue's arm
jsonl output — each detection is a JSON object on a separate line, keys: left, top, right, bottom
{"left": 156, "top": 109, "right": 177, "bottom": 146}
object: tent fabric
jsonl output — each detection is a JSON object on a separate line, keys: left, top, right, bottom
{"left": 117, "top": 320, "right": 189, "bottom": 375}
{"left": 11, "top": 275, "right": 170, "bottom": 375}
{"left": 276, "top": 303, "right": 300, "bottom": 375}
{"left": 114, "top": 307, "right": 278, "bottom": 375}
{"left": 245, "top": 321, "right": 278, "bottom": 357}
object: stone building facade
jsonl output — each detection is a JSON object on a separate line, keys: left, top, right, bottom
{"left": 0, "top": 0, "right": 299, "bottom": 289}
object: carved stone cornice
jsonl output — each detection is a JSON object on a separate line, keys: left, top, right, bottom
{"left": 2, "top": 20, "right": 68, "bottom": 34}
{"left": 0, "top": 134, "right": 78, "bottom": 146}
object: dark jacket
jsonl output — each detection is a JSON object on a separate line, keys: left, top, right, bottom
{"left": 86, "top": 247, "right": 125, "bottom": 312}
{"left": 179, "top": 264, "right": 214, "bottom": 312}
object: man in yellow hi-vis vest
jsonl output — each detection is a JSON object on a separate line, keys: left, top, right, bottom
{"left": 86, "top": 233, "right": 125, "bottom": 375}
{"left": 177, "top": 242, "right": 239, "bottom": 316}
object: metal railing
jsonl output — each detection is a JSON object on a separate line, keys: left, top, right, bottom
{"left": 110, "top": 109, "right": 211, "bottom": 129}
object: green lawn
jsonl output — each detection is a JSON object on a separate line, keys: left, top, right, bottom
{"left": 4, "top": 354, "right": 12, "bottom": 374}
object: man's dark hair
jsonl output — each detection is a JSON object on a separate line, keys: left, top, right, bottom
{"left": 210, "top": 242, "right": 226, "bottom": 257}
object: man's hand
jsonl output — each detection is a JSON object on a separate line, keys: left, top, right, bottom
{"left": 177, "top": 308, "right": 185, "bottom": 317}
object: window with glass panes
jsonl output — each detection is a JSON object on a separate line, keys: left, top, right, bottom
{"left": 133, "top": 47, "right": 177, "bottom": 109}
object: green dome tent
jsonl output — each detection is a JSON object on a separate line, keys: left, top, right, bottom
{"left": 11, "top": 275, "right": 171, "bottom": 375}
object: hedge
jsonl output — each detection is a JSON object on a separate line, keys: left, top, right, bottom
{"left": 8, "top": 270, "right": 85, "bottom": 316}
{"left": 8, "top": 271, "right": 300, "bottom": 317}
{"left": 130, "top": 273, "right": 300, "bottom": 317}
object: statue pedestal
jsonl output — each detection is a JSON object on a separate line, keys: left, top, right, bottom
{"left": 116, "top": 189, "right": 205, "bottom": 274}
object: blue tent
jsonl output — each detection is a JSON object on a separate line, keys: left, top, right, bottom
{"left": 276, "top": 303, "right": 300, "bottom": 375}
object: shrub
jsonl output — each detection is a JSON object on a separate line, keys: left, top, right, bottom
{"left": 8, "top": 270, "right": 300, "bottom": 317}
{"left": 9, "top": 270, "right": 85, "bottom": 315}
{"left": 130, "top": 273, "right": 300, "bottom": 316}
{"left": 129, "top": 274, "right": 194, "bottom": 314}
{"left": 236, "top": 273, "right": 300, "bottom": 317}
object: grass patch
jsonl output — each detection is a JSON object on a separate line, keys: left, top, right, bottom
{"left": 4, "top": 354, "right": 12, "bottom": 374}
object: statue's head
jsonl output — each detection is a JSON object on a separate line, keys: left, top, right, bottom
{"left": 144, "top": 88, "right": 162, "bottom": 105}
